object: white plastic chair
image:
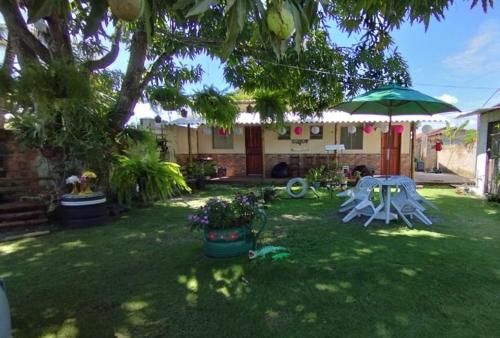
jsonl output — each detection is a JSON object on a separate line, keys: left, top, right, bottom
{"left": 341, "top": 177, "right": 383, "bottom": 227}
{"left": 399, "top": 177, "right": 437, "bottom": 210}
{"left": 337, "top": 176, "right": 372, "bottom": 213}
{"left": 391, "top": 188, "right": 433, "bottom": 227}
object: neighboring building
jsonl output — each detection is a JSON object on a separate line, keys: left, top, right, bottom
{"left": 415, "top": 127, "right": 476, "bottom": 178}
{"left": 460, "top": 104, "right": 500, "bottom": 196}
{"left": 142, "top": 111, "right": 445, "bottom": 178}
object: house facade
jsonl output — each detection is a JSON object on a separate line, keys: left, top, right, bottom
{"left": 462, "top": 105, "right": 500, "bottom": 196}
{"left": 140, "top": 111, "right": 446, "bottom": 179}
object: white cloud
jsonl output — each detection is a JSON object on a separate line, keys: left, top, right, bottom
{"left": 443, "top": 21, "right": 500, "bottom": 73}
{"left": 437, "top": 94, "right": 458, "bottom": 105}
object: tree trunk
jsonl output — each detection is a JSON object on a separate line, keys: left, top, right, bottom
{"left": 110, "top": 29, "right": 148, "bottom": 132}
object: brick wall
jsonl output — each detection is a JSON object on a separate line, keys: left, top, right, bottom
{"left": 177, "top": 153, "right": 247, "bottom": 177}
{"left": 0, "top": 130, "right": 39, "bottom": 180}
{"left": 176, "top": 152, "right": 411, "bottom": 178}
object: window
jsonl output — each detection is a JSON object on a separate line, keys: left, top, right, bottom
{"left": 277, "top": 126, "right": 291, "bottom": 140}
{"left": 340, "top": 126, "right": 363, "bottom": 150}
{"left": 212, "top": 128, "right": 234, "bottom": 149}
{"left": 310, "top": 125, "right": 323, "bottom": 140}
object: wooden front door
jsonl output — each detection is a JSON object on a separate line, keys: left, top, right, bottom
{"left": 381, "top": 127, "right": 402, "bottom": 175}
{"left": 245, "top": 126, "right": 263, "bottom": 176}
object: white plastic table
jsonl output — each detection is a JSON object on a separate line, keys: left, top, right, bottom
{"left": 373, "top": 175, "right": 404, "bottom": 224}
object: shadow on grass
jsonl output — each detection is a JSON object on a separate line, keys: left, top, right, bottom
{"left": 0, "top": 186, "right": 499, "bottom": 337}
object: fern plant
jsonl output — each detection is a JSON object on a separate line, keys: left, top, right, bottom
{"left": 192, "top": 86, "right": 238, "bottom": 129}
{"left": 253, "top": 90, "right": 287, "bottom": 126}
{"left": 110, "top": 142, "right": 190, "bottom": 206}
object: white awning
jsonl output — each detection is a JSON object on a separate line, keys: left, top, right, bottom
{"left": 234, "top": 110, "right": 449, "bottom": 125}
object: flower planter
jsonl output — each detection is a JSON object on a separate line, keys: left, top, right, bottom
{"left": 203, "top": 227, "right": 254, "bottom": 258}
{"left": 203, "top": 209, "right": 267, "bottom": 258}
{"left": 59, "top": 192, "right": 108, "bottom": 228}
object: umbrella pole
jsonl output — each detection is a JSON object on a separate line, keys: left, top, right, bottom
{"left": 188, "top": 123, "right": 192, "bottom": 163}
{"left": 386, "top": 118, "right": 392, "bottom": 177}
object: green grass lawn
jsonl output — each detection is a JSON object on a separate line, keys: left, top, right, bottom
{"left": 1, "top": 186, "right": 500, "bottom": 338}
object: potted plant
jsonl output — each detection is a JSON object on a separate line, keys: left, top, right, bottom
{"left": 262, "top": 186, "right": 277, "bottom": 204}
{"left": 189, "top": 192, "right": 267, "bottom": 258}
{"left": 306, "top": 166, "right": 325, "bottom": 189}
{"left": 186, "top": 162, "right": 207, "bottom": 189}
{"left": 334, "top": 172, "right": 348, "bottom": 191}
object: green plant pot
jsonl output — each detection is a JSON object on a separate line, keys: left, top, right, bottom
{"left": 203, "top": 227, "right": 254, "bottom": 258}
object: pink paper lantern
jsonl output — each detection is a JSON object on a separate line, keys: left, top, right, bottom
{"left": 294, "top": 126, "right": 303, "bottom": 135}
{"left": 218, "top": 128, "right": 227, "bottom": 136}
{"left": 394, "top": 125, "right": 405, "bottom": 134}
{"left": 363, "top": 124, "right": 374, "bottom": 134}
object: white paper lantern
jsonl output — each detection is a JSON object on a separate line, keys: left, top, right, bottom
{"left": 311, "top": 126, "right": 320, "bottom": 135}
{"left": 347, "top": 125, "right": 357, "bottom": 134}
{"left": 202, "top": 127, "right": 212, "bottom": 135}
{"left": 381, "top": 124, "right": 390, "bottom": 133}
{"left": 278, "top": 127, "right": 288, "bottom": 135}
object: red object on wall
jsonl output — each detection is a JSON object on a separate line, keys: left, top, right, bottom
{"left": 363, "top": 124, "right": 374, "bottom": 134}
{"left": 218, "top": 128, "right": 228, "bottom": 136}
{"left": 435, "top": 141, "right": 442, "bottom": 151}
{"left": 394, "top": 124, "right": 405, "bottom": 134}
{"left": 294, "top": 126, "right": 303, "bottom": 135}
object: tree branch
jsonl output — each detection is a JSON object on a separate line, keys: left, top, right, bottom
{"left": 0, "top": 0, "right": 51, "bottom": 64}
{"left": 84, "top": 28, "right": 122, "bottom": 71}
{"left": 111, "top": 28, "right": 148, "bottom": 131}
{"left": 139, "top": 53, "right": 171, "bottom": 90}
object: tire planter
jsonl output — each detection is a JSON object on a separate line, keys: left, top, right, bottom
{"left": 203, "top": 210, "right": 267, "bottom": 258}
{"left": 60, "top": 192, "right": 108, "bottom": 228}
{"left": 203, "top": 227, "right": 254, "bottom": 258}
{"left": 286, "top": 177, "right": 309, "bottom": 198}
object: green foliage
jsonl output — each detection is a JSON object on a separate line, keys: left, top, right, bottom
{"left": 146, "top": 85, "right": 190, "bottom": 110}
{"left": 191, "top": 86, "right": 238, "bottom": 128}
{"left": 463, "top": 129, "right": 477, "bottom": 149}
{"left": 253, "top": 90, "right": 287, "bottom": 125}
{"left": 8, "top": 63, "right": 118, "bottom": 180}
{"left": 189, "top": 191, "right": 260, "bottom": 230}
{"left": 306, "top": 166, "right": 326, "bottom": 184}
{"left": 225, "top": 30, "right": 411, "bottom": 117}
{"left": 110, "top": 140, "right": 190, "bottom": 206}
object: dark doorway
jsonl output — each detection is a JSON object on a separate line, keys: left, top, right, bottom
{"left": 245, "top": 126, "right": 263, "bottom": 176}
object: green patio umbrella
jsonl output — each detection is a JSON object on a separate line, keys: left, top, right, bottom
{"left": 334, "top": 84, "right": 460, "bottom": 176}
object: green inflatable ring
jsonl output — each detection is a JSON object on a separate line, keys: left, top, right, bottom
{"left": 286, "top": 177, "right": 309, "bottom": 198}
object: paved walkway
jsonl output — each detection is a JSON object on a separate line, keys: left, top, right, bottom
{"left": 414, "top": 172, "right": 474, "bottom": 185}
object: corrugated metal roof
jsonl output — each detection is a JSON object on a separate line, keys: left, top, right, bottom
{"left": 234, "top": 110, "right": 448, "bottom": 125}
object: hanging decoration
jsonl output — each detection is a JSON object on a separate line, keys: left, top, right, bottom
{"left": 234, "top": 127, "right": 243, "bottom": 136}
{"left": 203, "top": 127, "right": 212, "bottom": 135}
{"left": 347, "top": 125, "right": 357, "bottom": 134}
{"left": 218, "top": 128, "right": 228, "bottom": 136}
{"left": 294, "top": 126, "right": 303, "bottom": 135}
{"left": 381, "top": 124, "right": 390, "bottom": 133}
{"left": 310, "top": 126, "right": 320, "bottom": 135}
{"left": 278, "top": 127, "right": 288, "bottom": 135}
{"left": 435, "top": 141, "right": 443, "bottom": 151}
{"left": 180, "top": 108, "right": 188, "bottom": 118}
{"left": 154, "top": 115, "right": 162, "bottom": 123}
{"left": 394, "top": 125, "right": 405, "bottom": 134}
{"left": 363, "top": 124, "right": 373, "bottom": 134}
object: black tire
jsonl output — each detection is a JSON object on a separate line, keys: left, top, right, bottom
{"left": 63, "top": 215, "right": 108, "bottom": 228}
{"left": 59, "top": 204, "right": 108, "bottom": 219}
